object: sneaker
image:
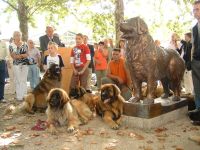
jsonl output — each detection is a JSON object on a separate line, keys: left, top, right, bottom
{"left": 0, "top": 99, "right": 7, "bottom": 103}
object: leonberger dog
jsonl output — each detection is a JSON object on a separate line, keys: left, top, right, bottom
{"left": 46, "top": 88, "right": 92, "bottom": 134}
{"left": 120, "top": 17, "right": 185, "bottom": 104}
{"left": 69, "top": 86, "right": 97, "bottom": 113}
{"left": 95, "top": 84, "right": 125, "bottom": 130}
{"left": 5, "top": 64, "right": 62, "bottom": 114}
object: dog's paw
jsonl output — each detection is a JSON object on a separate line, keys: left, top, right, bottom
{"left": 116, "top": 119, "right": 122, "bottom": 126}
{"left": 48, "top": 126, "right": 57, "bottom": 135}
{"left": 111, "top": 123, "right": 119, "bottom": 130}
{"left": 67, "top": 126, "right": 75, "bottom": 133}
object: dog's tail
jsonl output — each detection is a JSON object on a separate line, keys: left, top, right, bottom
{"left": 4, "top": 94, "right": 35, "bottom": 115}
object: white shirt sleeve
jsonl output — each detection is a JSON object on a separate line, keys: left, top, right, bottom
{"left": 86, "top": 54, "right": 91, "bottom": 60}
{"left": 70, "top": 57, "right": 74, "bottom": 63}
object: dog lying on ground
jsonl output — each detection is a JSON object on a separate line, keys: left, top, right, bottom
{"left": 46, "top": 88, "right": 93, "bottom": 134}
{"left": 95, "top": 84, "right": 125, "bottom": 129}
{"left": 5, "top": 64, "right": 62, "bottom": 114}
{"left": 69, "top": 86, "right": 98, "bottom": 114}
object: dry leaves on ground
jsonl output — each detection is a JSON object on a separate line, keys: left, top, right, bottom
{"left": 128, "top": 132, "right": 145, "bottom": 140}
{"left": 0, "top": 132, "right": 12, "bottom": 138}
{"left": 5, "top": 126, "right": 16, "bottom": 131}
{"left": 154, "top": 127, "right": 168, "bottom": 133}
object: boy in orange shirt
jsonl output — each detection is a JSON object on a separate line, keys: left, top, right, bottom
{"left": 101, "top": 48, "right": 132, "bottom": 100}
{"left": 70, "top": 33, "right": 91, "bottom": 89}
{"left": 94, "top": 41, "right": 108, "bottom": 89}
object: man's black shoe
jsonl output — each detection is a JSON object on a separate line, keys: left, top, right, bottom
{"left": 188, "top": 108, "right": 200, "bottom": 122}
{"left": 191, "top": 120, "right": 200, "bottom": 126}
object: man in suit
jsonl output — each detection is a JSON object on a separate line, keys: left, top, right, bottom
{"left": 83, "top": 35, "right": 94, "bottom": 93}
{"left": 39, "top": 26, "right": 64, "bottom": 51}
{"left": 188, "top": 0, "right": 200, "bottom": 125}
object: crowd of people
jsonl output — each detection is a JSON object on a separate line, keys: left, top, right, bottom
{"left": 0, "top": 0, "right": 200, "bottom": 126}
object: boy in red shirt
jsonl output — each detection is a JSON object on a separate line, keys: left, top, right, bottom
{"left": 70, "top": 33, "right": 91, "bottom": 89}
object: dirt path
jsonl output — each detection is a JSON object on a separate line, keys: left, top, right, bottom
{"left": 0, "top": 93, "right": 200, "bottom": 150}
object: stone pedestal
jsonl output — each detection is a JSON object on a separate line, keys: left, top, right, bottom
{"left": 123, "top": 98, "right": 188, "bottom": 130}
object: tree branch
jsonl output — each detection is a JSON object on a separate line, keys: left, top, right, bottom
{"left": 1, "top": 0, "right": 18, "bottom": 11}
{"left": 27, "top": 2, "right": 58, "bottom": 18}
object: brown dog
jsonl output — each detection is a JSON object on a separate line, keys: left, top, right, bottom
{"left": 120, "top": 17, "right": 185, "bottom": 103}
{"left": 69, "top": 86, "right": 97, "bottom": 113}
{"left": 5, "top": 64, "right": 62, "bottom": 114}
{"left": 95, "top": 84, "right": 125, "bottom": 129}
{"left": 46, "top": 88, "right": 92, "bottom": 134}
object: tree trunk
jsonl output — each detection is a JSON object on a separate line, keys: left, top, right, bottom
{"left": 17, "top": 0, "right": 28, "bottom": 41}
{"left": 115, "top": 0, "right": 124, "bottom": 45}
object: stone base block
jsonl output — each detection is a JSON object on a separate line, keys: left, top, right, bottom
{"left": 122, "top": 97, "right": 189, "bottom": 130}
{"left": 123, "top": 106, "right": 188, "bottom": 130}
{"left": 123, "top": 98, "right": 188, "bottom": 118}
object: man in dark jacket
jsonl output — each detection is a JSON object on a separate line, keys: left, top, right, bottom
{"left": 39, "top": 26, "right": 64, "bottom": 51}
{"left": 188, "top": 0, "right": 200, "bottom": 125}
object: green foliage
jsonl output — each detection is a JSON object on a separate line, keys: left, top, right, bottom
{"left": 68, "top": 0, "right": 115, "bottom": 42}
{"left": 85, "top": 12, "right": 115, "bottom": 41}
{"left": 1, "top": 0, "right": 70, "bottom": 25}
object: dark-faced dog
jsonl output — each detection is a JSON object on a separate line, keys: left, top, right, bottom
{"left": 5, "top": 64, "right": 62, "bottom": 114}
{"left": 46, "top": 88, "right": 93, "bottom": 134}
{"left": 95, "top": 84, "right": 125, "bottom": 129}
{"left": 69, "top": 86, "right": 97, "bottom": 113}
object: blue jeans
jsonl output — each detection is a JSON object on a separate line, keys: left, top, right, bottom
{"left": 0, "top": 60, "right": 6, "bottom": 100}
{"left": 28, "top": 64, "right": 40, "bottom": 89}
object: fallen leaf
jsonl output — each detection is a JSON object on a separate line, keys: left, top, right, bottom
{"left": 35, "top": 142, "right": 42, "bottom": 146}
{"left": 154, "top": 127, "right": 168, "bottom": 133}
{"left": 3, "top": 115, "right": 13, "bottom": 120}
{"left": 9, "top": 140, "right": 24, "bottom": 148}
{"left": 111, "top": 139, "right": 118, "bottom": 143}
{"left": 128, "top": 132, "right": 136, "bottom": 138}
{"left": 41, "top": 134, "right": 48, "bottom": 138}
{"left": 65, "top": 138, "right": 76, "bottom": 142}
{"left": 138, "top": 146, "right": 152, "bottom": 150}
{"left": 176, "top": 146, "right": 184, "bottom": 150}
{"left": 182, "top": 129, "right": 186, "bottom": 132}
{"left": 5, "top": 126, "right": 16, "bottom": 131}
{"left": 155, "top": 133, "right": 168, "bottom": 137}
{"left": 128, "top": 132, "right": 144, "bottom": 140}
{"left": 100, "top": 130, "right": 110, "bottom": 138}
{"left": 157, "top": 137, "right": 166, "bottom": 142}
{"left": 29, "top": 133, "right": 40, "bottom": 138}
{"left": 116, "top": 131, "right": 126, "bottom": 136}
{"left": 0, "top": 146, "right": 8, "bottom": 150}
{"left": 105, "top": 142, "right": 117, "bottom": 150}
{"left": 14, "top": 130, "right": 21, "bottom": 133}
{"left": 90, "top": 141, "right": 97, "bottom": 144}
{"left": 146, "top": 140, "right": 153, "bottom": 144}
{"left": 61, "top": 148, "right": 70, "bottom": 150}
{"left": 135, "top": 134, "right": 145, "bottom": 140}
{"left": 1, "top": 132, "right": 12, "bottom": 138}
{"left": 84, "top": 128, "right": 95, "bottom": 135}
{"left": 189, "top": 127, "right": 199, "bottom": 131}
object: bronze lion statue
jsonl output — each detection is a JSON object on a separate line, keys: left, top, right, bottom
{"left": 120, "top": 17, "right": 185, "bottom": 104}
